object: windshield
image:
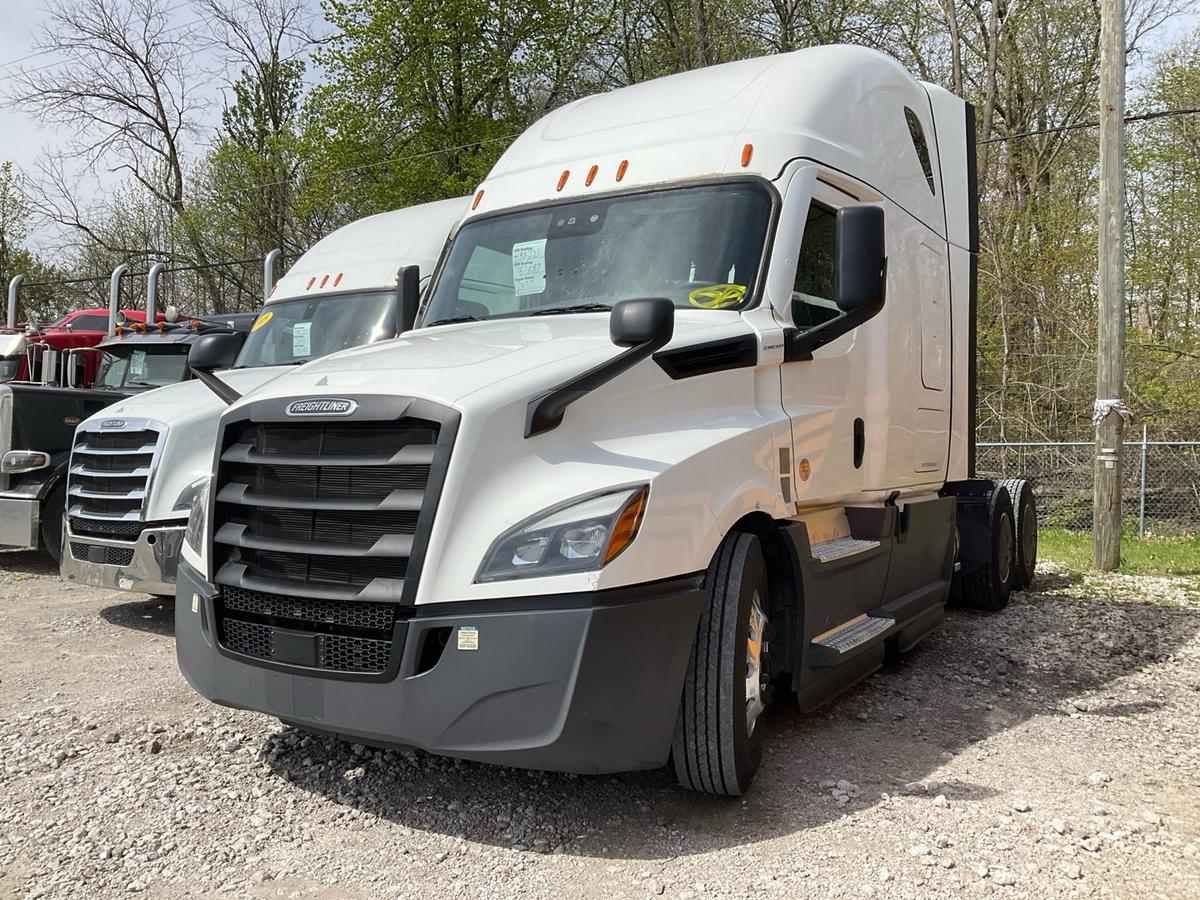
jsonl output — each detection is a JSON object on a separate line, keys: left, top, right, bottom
{"left": 95, "top": 346, "right": 191, "bottom": 391}
{"left": 423, "top": 182, "right": 773, "bottom": 324}
{"left": 235, "top": 291, "right": 396, "bottom": 368}
{"left": 0, "top": 358, "right": 18, "bottom": 382}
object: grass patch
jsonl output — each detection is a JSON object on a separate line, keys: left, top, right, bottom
{"left": 1039, "top": 528, "right": 1200, "bottom": 576}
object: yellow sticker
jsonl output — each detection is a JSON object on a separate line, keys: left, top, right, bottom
{"left": 688, "top": 283, "right": 746, "bottom": 309}
{"left": 191, "top": 593, "right": 199, "bottom": 613}
{"left": 456, "top": 626, "right": 479, "bottom": 651}
{"left": 251, "top": 310, "right": 273, "bottom": 331}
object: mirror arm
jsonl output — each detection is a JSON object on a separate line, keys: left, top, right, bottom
{"left": 525, "top": 335, "right": 670, "bottom": 438}
{"left": 192, "top": 368, "right": 242, "bottom": 406}
{"left": 784, "top": 304, "right": 880, "bottom": 362}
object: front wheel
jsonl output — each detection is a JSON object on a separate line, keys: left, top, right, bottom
{"left": 672, "top": 532, "right": 769, "bottom": 796}
{"left": 40, "top": 486, "right": 65, "bottom": 565}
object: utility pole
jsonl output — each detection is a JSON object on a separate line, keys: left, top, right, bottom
{"left": 1094, "top": 0, "right": 1127, "bottom": 570}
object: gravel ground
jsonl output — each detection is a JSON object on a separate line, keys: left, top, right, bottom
{"left": 2, "top": 550, "right": 1199, "bottom": 900}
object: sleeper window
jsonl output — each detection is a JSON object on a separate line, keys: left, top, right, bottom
{"left": 905, "top": 107, "right": 936, "bottom": 195}
{"left": 791, "top": 203, "right": 840, "bottom": 329}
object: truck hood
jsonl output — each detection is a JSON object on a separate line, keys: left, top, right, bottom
{"left": 235, "top": 310, "right": 743, "bottom": 409}
{"left": 90, "top": 367, "right": 288, "bottom": 421}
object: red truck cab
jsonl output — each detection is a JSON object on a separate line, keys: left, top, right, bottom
{"left": 0, "top": 309, "right": 160, "bottom": 387}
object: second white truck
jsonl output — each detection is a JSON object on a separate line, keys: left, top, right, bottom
{"left": 60, "top": 197, "right": 468, "bottom": 595}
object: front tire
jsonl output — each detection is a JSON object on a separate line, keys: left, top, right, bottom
{"left": 41, "top": 486, "right": 65, "bottom": 565}
{"left": 672, "top": 532, "right": 769, "bottom": 796}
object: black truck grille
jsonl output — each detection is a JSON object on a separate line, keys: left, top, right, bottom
{"left": 211, "top": 403, "right": 455, "bottom": 678}
{"left": 67, "top": 426, "right": 161, "bottom": 538}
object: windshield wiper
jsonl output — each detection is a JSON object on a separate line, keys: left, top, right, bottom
{"left": 529, "top": 303, "right": 612, "bottom": 316}
{"left": 425, "top": 315, "right": 485, "bottom": 327}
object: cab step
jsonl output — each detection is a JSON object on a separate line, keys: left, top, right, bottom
{"left": 808, "top": 614, "right": 895, "bottom": 666}
{"left": 810, "top": 536, "right": 880, "bottom": 563}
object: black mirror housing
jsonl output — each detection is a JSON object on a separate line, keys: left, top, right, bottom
{"left": 397, "top": 265, "right": 421, "bottom": 334}
{"left": 188, "top": 332, "right": 245, "bottom": 373}
{"left": 610, "top": 297, "right": 675, "bottom": 347}
{"left": 834, "top": 205, "right": 886, "bottom": 313}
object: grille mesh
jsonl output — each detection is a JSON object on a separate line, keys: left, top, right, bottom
{"left": 69, "top": 517, "right": 143, "bottom": 539}
{"left": 221, "top": 585, "right": 395, "bottom": 631}
{"left": 69, "top": 542, "right": 135, "bottom": 566}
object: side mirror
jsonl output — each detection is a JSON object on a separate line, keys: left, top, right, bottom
{"left": 188, "top": 332, "right": 245, "bottom": 373}
{"left": 188, "top": 332, "right": 246, "bottom": 405}
{"left": 834, "top": 205, "right": 886, "bottom": 313}
{"left": 610, "top": 297, "right": 675, "bottom": 347}
{"left": 397, "top": 265, "right": 421, "bottom": 334}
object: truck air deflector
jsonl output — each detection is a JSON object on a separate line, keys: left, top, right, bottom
{"left": 653, "top": 333, "right": 758, "bottom": 380}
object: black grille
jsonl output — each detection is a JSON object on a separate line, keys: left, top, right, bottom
{"left": 222, "top": 585, "right": 395, "bottom": 631}
{"left": 69, "top": 542, "right": 135, "bottom": 566}
{"left": 210, "top": 402, "right": 456, "bottom": 679}
{"left": 68, "top": 517, "right": 143, "bottom": 539}
{"left": 221, "top": 619, "right": 273, "bottom": 660}
{"left": 72, "top": 473, "right": 145, "bottom": 494}
{"left": 213, "top": 416, "right": 441, "bottom": 595}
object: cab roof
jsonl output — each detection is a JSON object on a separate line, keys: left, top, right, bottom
{"left": 271, "top": 196, "right": 470, "bottom": 302}
{"left": 473, "top": 45, "right": 948, "bottom": 237}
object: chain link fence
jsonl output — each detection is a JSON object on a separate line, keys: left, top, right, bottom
{"left": 977, "top": 430, "right": 1200, "bottom": 536}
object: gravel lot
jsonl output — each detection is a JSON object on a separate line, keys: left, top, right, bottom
{"left": 2, "top": 550, "right": 1198, "bottom": 900}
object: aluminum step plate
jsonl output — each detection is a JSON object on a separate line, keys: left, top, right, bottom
{"left": 810, "top": 536, "right": 880, "bottom": 563}
{"left": 812, "top": 615, "right": 895, "bottom": 654}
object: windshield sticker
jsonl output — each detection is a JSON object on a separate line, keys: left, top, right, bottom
{"left": 292, "top": 321, "right": 312, "bottom": 357}
{"left": 252, "top": 310, "right": 273, "bottom": 331}
{"left": 688, "top": 283, "right": 746, "bottom": 309}
{"left": 129, "top": 350, "right": 147, "bottom": 378}
{"left": 512, "top": 239, "right": 547, "bottom": 296}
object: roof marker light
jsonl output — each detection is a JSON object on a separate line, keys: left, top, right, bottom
{"left": 586, "top": 164, "right": 598, "bottom": 187}
{"left": 319, "top": 274, "right": 329, "bottom": 288}
{"left": 472, "top": 189, "right": 484, "bottom": 210}
{"left": 616, "top": 159, "right": 629, "bottom": 182}
{"left": 741, "top": 143, "right": 754, "bottom": 167}
{"left": 333, "top": 272, "right": 343, "bottom": 287}
{"left": 557, "top": 169, "right": 570, "bottom": 191}
{"left": 306, "top": 276, "right": 316, "bottom": 290}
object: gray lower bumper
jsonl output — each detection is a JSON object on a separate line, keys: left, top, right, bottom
{"left": 176, "top": 562, "right": 706, "bottom": 775}
{"left": 60, "top": 525, "right": 184, "bottom": 596}
{"left": 0, "top": 495, "right": 38, "bottom": 550}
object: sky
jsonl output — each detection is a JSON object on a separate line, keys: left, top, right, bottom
{"left": 0, "top": 1, "right": 1196, "bottom": 254}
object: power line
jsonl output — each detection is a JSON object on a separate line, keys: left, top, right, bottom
{"left": 978, "top": 106, "right": 1200, "bottom": 144}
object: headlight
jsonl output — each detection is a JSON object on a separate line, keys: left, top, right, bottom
{"left": 174, "top": 476, "right": 209, "bottom": 513}
{"left": 2, "top": 450, "right": 50, "bottom": 474}
{"left": 476, "top": 485, "right": 648, "bottom": 582}
{"left": 183, "top": 477, "right": 210, "bottom": 555}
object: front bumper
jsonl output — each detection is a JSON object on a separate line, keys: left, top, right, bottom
{"left": 60, "top": 525, "right": 184, "bottom": 596}
{"left": 176, "top": 562, "right": 706, "bottom": 774}
{"left": 0, "top": 494, "right": 38, "bottom": 549}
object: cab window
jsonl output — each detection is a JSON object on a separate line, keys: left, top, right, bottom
{"left": 791, "top": 203, "right": 840, "bottom": 329}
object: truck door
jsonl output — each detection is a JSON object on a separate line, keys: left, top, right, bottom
{"left": 771, "top": 171, "right": 878, "bottom": 505}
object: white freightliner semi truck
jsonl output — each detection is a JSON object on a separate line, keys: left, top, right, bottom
{"left": 59, "top": 198, "right": 469, "bottom": 596}
{"left": 175, "top": 46, "right": 1038, "bottom": 795}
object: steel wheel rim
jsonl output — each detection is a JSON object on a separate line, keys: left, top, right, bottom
{"left": 746, "top": 590, "right": 767, "bottom": 736}
{"left": 998, "top": 511, "right": 1013, "bottom": 584}
{"left": 1020, "top": 503, "right": 1037, "bottom": 566}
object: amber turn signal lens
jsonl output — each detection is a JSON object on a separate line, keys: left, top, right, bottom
{"left": 604, "top": 485, "right": 649, "bottom": 564}
{"left": 741, "top": 143, "right": 754, "bottom": 167}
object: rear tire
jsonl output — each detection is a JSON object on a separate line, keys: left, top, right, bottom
{"left": 1001, "top": 478, "right": 1037, "bottom": 590}
{"left": 672, "top": 532, "right": 769, "bottom": 796}
{"left": 41, "top": 486, "right": 65, "bottom": 566}
{"left": 960, "top": 485, "right": 1016, "bottom": 612}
